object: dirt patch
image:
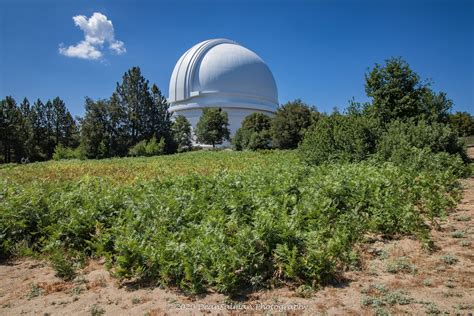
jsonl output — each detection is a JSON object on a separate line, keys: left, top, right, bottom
{"left": 1, "top": 172, "right": 474, "bottom": 315}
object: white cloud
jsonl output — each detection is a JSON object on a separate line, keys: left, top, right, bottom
{"left": 59, "top": 12, "right": 126, "bottom": 60}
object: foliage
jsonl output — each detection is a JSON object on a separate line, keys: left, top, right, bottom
{"left": 80, "top": 68, "right": 173, "bottom": 159}
{"left": 448, "top": 111, "right": 474, "bottom": 137}
{"left": 365, "top": 57, "right": 451, "bottom": 124}
{"left": 195, "top": 108, "right": 230, "bottom": 148}
{"left": 271, "top": 99, "right": 313, "bottom": 149}
{"left": 172, "top": 115, "right": 193, "bottom": 152}
{"left": 53, "top": 144, "right": 86, "bottom": 160}
{"left": 128, "top": 136, "right": 165, "bottom": 157}
{"left": 233, "top": 113, "right": 272, "bottom": 150}
{"left": 299, "top": 112, "right": 379, "bottom": 164}
{"left": 0, "top": 96, "right": 78, "bottom": 163}
{"left": 375, "top": 119, "right": 467, "bottom": 162}
{"left": 0, "top": 150, "right": 464, "bottom": 293}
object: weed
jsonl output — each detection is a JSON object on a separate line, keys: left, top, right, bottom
{"left": 455, "top": 215, "right": 470, "bottom": 222}
{"left": 385, "top": 257, "right": 417, "bottom": 274}
{"left": 460, "top": 240, "right": 470, "bottom": 247}
{"left": 424, "top": 302, "right": 441, "bottom": 314}
{"left": 441, "top": 254, "right": 458, "bottom": 265}
{"left": 295, "top": 285, "right": 314, "bottom": 298}
{"left": 131, "top": 297, "right": 141, "bottom": 304}
{"left": 90, "top": 304, "right": 105, "bottom": 316}
{"left": 423, "top": 279, "right": 432, "bottom": 286}
{"left": 450, "top": 231, "right": 465, "bottom": 238}
{"left": 444, "top": 280, "right": 456, "bottom": 288}
{"left": 27, "top": 283, "right": 43, "bottom": 300}
{"left": 50, "top": 251, "right": 76, "bottom": 281}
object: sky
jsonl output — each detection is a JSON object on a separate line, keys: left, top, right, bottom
{"left": 0, "top": 0, "right": 473, "bottom": 117}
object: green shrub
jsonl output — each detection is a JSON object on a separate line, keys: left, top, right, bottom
{"left": 376, "top": 119, "right": 466, "bottom": 162}
{"left": 128, "top": 137, "right": 165, "bottom": 157}
{"left": 53, "top": 144, "right": 86, "bottom": 160}
{"left": 299, "top": 113, "right": 379, "bottom": 165}
{"left": 233, "top": 113, "right": 272, "bottom": 151}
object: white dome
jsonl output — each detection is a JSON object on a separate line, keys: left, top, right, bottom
{"left": 168, "top": 39, "right": 278, "bottom": 146}
{"left": 169, "top": 39, "right": 278, "bottom": 111}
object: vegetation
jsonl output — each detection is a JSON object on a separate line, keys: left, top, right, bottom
{"left": 195, "top": 108, "right": 230, "bottom": 148}
{"left": 171, "top": 115, "right": 193, "bottom": 152}
{"left": 128, "top": 136, "right": 166, "bottom": 157}
{"left": 0, "top": 148, "right": 466, "bottom": 294}
{"left": 233, "top": 113, "right": 272, "bottom": 150}
{"left": 270, "top": 99, "right": 313, "bottom": 149}
{"left": 0, "top": 57, "right": 472, "bottom": 297}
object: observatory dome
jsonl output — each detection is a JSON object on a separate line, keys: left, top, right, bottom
{"left": 168, "top": 39, "right": 278, "bottom": 143}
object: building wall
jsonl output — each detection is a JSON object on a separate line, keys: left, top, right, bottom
{"left": 171, "top": 107, "right": 275, "bottom": 147}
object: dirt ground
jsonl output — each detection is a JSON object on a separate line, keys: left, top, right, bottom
{"left": 1, "top": 150, "right": 473, "bottom": 315}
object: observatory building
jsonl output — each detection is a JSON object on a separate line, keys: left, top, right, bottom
{"left": 168, "top": 39, "right": 278, "bottom": 144}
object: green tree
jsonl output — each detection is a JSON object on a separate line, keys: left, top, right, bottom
{"left": 233, "top": 112, "right": 272, "bottom": 150}
{"left": 172, "top": 115, "right": 193, "bottom": 152}
{"left": 0, "top": 97, "right": 24, "bottom": 163}
{"left": 80, "top": 98, "right": 111, "bottom": 159}
{"left": 365, "top": 57, "right": 451, "bottom": 124}
{"left": 271, "top": 99, "right": 313, "bottom": 149}
{"left": 114, "top": 66, "right": 153, "bottom": 145}
{"left": 195, "top": 108, "right": 230, "bottom": 148}
{"left": 113, "top": 67, "right": 173, "bottom": 153}
{"left": 448, "top": 111, "right": 474, "bottom": 137}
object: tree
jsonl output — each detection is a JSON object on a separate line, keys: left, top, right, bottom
{"left": 233, "top": 112, "right": 272, "bottom": 150}
{"left": 365, "top": 57, "right": 452, "bottom": 124}
{"left": 195, "top": 108, "right": 230, "bottom": 148}
{"left": 0, "top": 97, "right": 24, "bottom": 163}
{"left": 271, "top": 99, "right": 313, "bottom": 149}
{"left": 114, "top": 66, "right": 153, "bottom": 145}
{"left": 80, "top": 98, "right": 111, "bottom": 159}
{"left": 448, "top": 111, "right": 474, "bottom": 137}
{"left": 113, "top": 67, "right": 173, "bottom": 153}
{"left": 172, "top": 115, "right": 193, "bottom": 152}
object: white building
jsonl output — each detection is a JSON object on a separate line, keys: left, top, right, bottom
{"left": 168, "top": 38, "right": 278, "bottom": 145}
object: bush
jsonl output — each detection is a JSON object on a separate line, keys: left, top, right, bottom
{"left": 376, "top": 119, "right": 466, "bottom": 162}
{"left": 299, "top": 113, "right": 379, "bottom": 165}
{"left": 128, "top": 137, "right": 165, "bottom": 157}
{"left": 233, "top": 113, "right": 272, "bottom": 150}
{"left": 52, "top": 144, "right": 86, "bottom": 160}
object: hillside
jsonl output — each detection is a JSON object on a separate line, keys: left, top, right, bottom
{"left": 0, "top": 149, "right": 472, "bottom": 315}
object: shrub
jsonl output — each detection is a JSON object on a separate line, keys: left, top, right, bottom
{"left": 299, "top": 113, "right": 379, "bottom": 165}
{"left": 376, "top": 119, "right": 466, "bottom": 162}
{"left": 128, "top": 137, "right": 165, "bottom": 157}
{"left": 53, "top": 144, "right": 86, "bottom": 160}
{"left": 233, "top": 113, "right": 272, "bottom": 151}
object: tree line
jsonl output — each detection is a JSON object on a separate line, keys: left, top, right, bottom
{"left": 1, "top": 59, "right": 473, "bottom": 164}
{"left": 232, "top": 57, "right": 474, "bottom": 155}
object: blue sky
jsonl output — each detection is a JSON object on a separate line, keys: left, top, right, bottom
{"left": 1, "top": 0, "right": 473, "bottom": 117}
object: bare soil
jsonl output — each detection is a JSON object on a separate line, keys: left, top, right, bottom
{"left": 1, "top": 150, "right": 473, "bottom": 315}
